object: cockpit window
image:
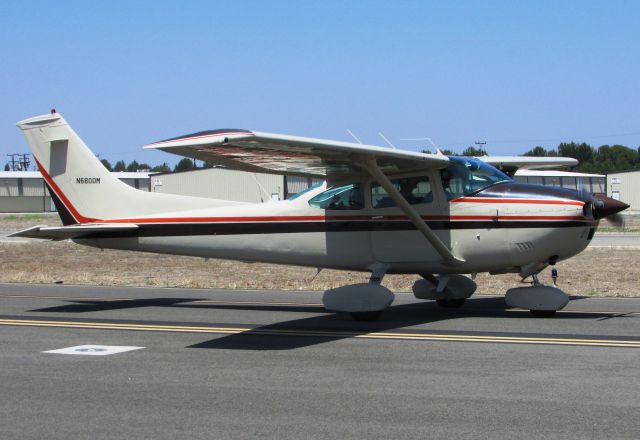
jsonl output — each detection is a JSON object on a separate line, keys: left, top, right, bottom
{"left": 371, "top": 176, "right": 433, "bottom": 208}
{"left": 441, "top": 156, "right": 512, "bottom": 200}
{"left": 308, "top": 183, "right": 364, "bottom": 210}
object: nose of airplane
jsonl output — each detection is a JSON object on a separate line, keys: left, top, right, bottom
{"left": 591, "top": 194, "right": 630, "bottom": 220}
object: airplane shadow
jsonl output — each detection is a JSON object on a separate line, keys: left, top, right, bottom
{"left": 28, "top": 295, "right": 609, "bottom": 351}
{"left": 187, "top": 296, "right": 605, "bottom": 351}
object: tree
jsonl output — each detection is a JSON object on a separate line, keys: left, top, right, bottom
{"left": 100, "top": 159, "right": 112, "bottom": 171}
{"left": 461, "top": 146, "right": 487, "bottom": 157}
{"left": 558, "top": 142, "right": 594, "bottom": 169}
{"left": 524, "top": 146, "right": 548, "bottom": 157}
{"left": 151, "top": 163, "right": 171, "bottom": 173}
{"left": 174, "top": 158, "right": 196, "bottom": 172}
{"left": 113, "top": 160, "right": 126, "bottom": 172}
{"left": 126, "top": 160, "right": 140, "bottom": 172}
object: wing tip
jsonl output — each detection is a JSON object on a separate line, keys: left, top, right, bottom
{"left": 146, "top": 129, "right": 254, "bottom": 148}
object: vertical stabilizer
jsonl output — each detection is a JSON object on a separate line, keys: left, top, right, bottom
{"left": 16, "top": 112, "right": 238, "bottom": 223}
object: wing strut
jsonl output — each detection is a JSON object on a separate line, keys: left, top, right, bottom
{"left": 362, "top": 158, "right": 464, "bottom": 265}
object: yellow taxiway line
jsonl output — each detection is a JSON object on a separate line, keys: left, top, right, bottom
{"left": 0, "top": 318, "right": 639, "bottom": 348}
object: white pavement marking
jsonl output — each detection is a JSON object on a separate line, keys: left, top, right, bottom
{"left": 42, "top": 345, "right": 144, "bottom": 356}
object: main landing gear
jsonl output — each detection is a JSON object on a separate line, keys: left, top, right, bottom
{"left": 412, "top": 274, "right": 477, "bottom": 308}
{"left": 504, "top": 270, "right": 569, "bottom": 317}
{"left": 322, "top": 264, "right": 393, "bottom": 321}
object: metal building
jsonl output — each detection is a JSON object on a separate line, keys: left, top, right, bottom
{"left": 606, "top": 170, "right": 640, "bottom": 214}
{"left": 151, "top": 168, "right": 285, "bottom": 202}
{"left": 0, "top": 171, "right": 150, "bottom": 213}
{"left": 151, "top": 168, "right": 322, "bottom": 202}
{"left": 0, "top": 171, "right": 51, "bottom": 212}
{"left": 514, "top": 170, "right": 606, "bottom": 193}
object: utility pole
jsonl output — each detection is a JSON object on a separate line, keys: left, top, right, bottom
{"left": 474, "top": 141, "right": 487, "bottom": 154}
{"left": 6, "top": 153, "right": 31, "bottom": 171}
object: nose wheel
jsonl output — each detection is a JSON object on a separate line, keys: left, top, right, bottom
{"left": 507, "top": 268, "right": 569, "bottom": 316}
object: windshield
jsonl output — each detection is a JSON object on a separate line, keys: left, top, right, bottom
{"left": 308, "top": 183, "right": 364, "bottom": 210}
{"left": 441, "top": 157, "right": 512, "bottom": 199}
{"left": 288, "top": 182, "right": 323, "bottom": 200}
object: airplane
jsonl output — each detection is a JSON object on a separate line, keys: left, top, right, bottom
{"left": 12, "top": 110, "right": 629, "bottom": 320}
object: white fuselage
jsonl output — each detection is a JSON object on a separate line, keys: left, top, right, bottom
{"left": 76, "top": 177, "right": 596, "bottom": 275}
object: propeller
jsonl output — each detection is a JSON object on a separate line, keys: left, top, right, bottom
{"left": 586, "top": 192, "right": 629, "bottom": 226}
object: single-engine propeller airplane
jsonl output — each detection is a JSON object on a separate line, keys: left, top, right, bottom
{"left": 12, "top": 111, "right": 629, "bottom": 320}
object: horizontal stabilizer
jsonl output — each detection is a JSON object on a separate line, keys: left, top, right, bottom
{"left": 10, "top": 224, "right": 139, "bottom": 240}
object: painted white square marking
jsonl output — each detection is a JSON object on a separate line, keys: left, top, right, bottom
{"left": 43, "top": 345, "right": 144, "bottom": 356}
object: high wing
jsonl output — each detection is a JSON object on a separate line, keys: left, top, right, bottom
{"left": 478, "top": 156, "right": 578, "bottom": 176}
{"left": 144, "top": 130, "right": 450, "bottom": 178}
{"left": 11, "top": 224, "right": 139, "bottom": 240}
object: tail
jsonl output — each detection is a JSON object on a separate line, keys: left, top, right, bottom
{"left": 17, "top": 111, "right": 237, "bottom": 224}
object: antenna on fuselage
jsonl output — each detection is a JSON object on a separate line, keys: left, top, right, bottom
{"left": 399, "top": 136, "right": 443, "bottom": 155}
{"left": 250, "top": 173, "right": 272, "bottom": 203}
{"left": 346, "top": 129, "right": 363, "bottom": 144}
{"left": 378, "top": 132, "right": 397, "bottom": 149}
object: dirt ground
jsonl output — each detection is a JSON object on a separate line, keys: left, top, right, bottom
{"left": 1, "top": 214, "right": 638, "bottom": 297}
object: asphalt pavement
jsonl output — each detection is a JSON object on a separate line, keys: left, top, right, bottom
{"left": 589, "top": 234, "right": 640, "bottom": 247}
{"left": 0, "top": 283, "right": 639, "bottom": 439}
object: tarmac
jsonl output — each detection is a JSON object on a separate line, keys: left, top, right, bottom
{"left": 1, "top": 283, "right": 639, "bottom": 439}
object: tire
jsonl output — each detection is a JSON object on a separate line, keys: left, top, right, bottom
{"left": 530, "top": 309, "right": 556, "bottom": 318}
{"left": 436, "top": 298, "right": 466, "bottom": 308}
{"left": 350, "top": 311, "right": 383, "bottom": 321}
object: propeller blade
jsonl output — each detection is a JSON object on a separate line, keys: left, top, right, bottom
{"left": 605, "top": 212, "right": 625, "bottom": 228}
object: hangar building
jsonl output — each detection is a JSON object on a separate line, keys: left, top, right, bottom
{"left": 514, "top": 170, "right": 606, "bottom": 193}
{"left": 150, "top": 168, "right": 319, "bottom": 202}
{"left": 0, "top": 171, "right": 150, "bottom": 213}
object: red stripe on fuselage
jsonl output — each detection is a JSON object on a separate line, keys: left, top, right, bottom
{"left": 452, "top": 197, "right": 584, "bottom": 206}
{"left": 99, "top": 214, "right": 587, "bottom": 224}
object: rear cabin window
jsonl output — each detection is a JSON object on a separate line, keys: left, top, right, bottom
{"left": 308, "top": 184, "right": 364, "bottom": 210}
{"left": 371, "top": 176, "right": 433, "bottom": 209}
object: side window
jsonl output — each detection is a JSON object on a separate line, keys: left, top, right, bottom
{"left": 371, "top": 176, "right": 433, "bottom": 209}
{"left": 440, "top": 167, "right": 466, "bottom": 200}
{"left": 308, "top": 184, "right": 364, "bottom": 210}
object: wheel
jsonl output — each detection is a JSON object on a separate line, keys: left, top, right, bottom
{"left": 436, "top": 298, "right": 466, "bottom": 308}
{"left": 530, "top": 309, "right": 556, "bottom": 318}
{"left": 350, "top": 311, "right": 383, "bottom": 321}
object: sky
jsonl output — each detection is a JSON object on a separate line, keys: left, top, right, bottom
{"left": 1, "top": 0, "right": 639, "bottom": 168}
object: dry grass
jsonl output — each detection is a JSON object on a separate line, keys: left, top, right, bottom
{"left": 1, "top": 214, "right": 638, "bottom": 297}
